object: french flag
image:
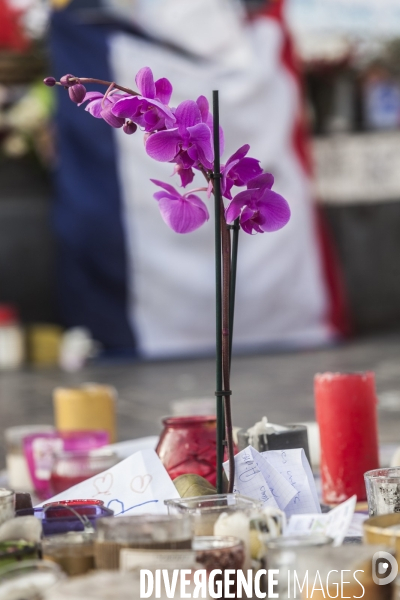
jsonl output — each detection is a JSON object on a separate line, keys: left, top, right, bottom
{"left": 50, "top": 0, "right": 348, "bottom": 358}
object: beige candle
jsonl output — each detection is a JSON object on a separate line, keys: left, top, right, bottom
{"left": 53, "top": 384, "right": 117, "bottom": 443}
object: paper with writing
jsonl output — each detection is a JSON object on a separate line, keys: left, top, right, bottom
{"left": 37, "top": 449, "right": 178, "bottom": 515}
{"left": 284, "top": 495, "right": 357, "bottom": 546}
{"left": 223, "top": 446, "right": 296, "bottom": 510}
{"left": 261, "top": 448, "right": 320, "bottom": 515}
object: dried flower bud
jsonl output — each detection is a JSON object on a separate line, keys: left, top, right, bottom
{"left": 43, "top": 77, "right": 56, "bottom": 87}
{"left": 123, "top": 121, "right": 138, "bottom": 135}
{"left": 68, "top": 83, "right": 87, "bottom": 104}
{"left": 60, "top": 74, "right": 76, "bottom": 87}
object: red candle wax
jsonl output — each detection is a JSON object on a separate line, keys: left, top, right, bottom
{"left": 315, "top": 371, "right": 379, "bottom": 503}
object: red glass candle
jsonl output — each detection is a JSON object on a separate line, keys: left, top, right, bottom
{"left": 315, "top": 371, "right": 379, "bottom": 503}
{"left": 156, "top": 416, "right": 217, "bottom": 486}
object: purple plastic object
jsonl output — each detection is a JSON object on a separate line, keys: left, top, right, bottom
{"left": 23, "top": 431, "right": 109, "bottom": 499}
{"left": 16, "top": 504, "right": 114, "bottom": 536}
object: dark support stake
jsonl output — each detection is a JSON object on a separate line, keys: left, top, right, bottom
{"left": 213, "top": 90, "right": 225, "bottom": 494}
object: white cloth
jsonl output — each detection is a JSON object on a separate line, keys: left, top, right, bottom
{"left": 108, "top": 0, "right": 334, "bottom": 358}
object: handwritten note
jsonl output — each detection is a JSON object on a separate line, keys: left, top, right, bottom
{"left": 261, "top": 448, "right": 320, "bottom": 516}
{"left": 223, "top": 446, "right": 296, "bottom": 510}
{"left": 223, "top": 446, "right": 320, "bottom": 517}
{"left": 37, "top": 449, "right": 179, "bottom": 516}
{"left": 284, "top": 495, "right": 357, "bottom": 546}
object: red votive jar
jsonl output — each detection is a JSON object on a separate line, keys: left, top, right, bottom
{"left": 156, "top": 416, "right": 217, "bottom": 486}
{"left": 315, "top": 371, "right": 379, "bottom": 503}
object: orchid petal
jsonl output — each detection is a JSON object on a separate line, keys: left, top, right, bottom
{"left": 135, "top": 66, "right": 155, "bottom": 99}
{"left": 146, "top": 129, "right": 181, "bottom": 162}
{"left": 173, "top": 165, "right": 195, "bottom": 187}
{"left": 85, "top": 98, "right": 104, "bottom": 118}
{"left": 155, "top": 77, "right": 173, "bottom": 104}
{"left": 150, "top": 179, "right": 180, "bottom": 197}
{"left": 231, "top": 157, "right": 263, "bottom": 185}
{"left": 225, "top": 189, "right": 254, "bottom": 222}
{"left": 175, "top": 100, "right": 201, "bottom": 130}
{"left": 196, "top": 96, "right": 209, "bottom": 123}
{"left": 100, "top": 104, "right": 124, "bottom": 128}
{"left": 187, "top": 123, "right": 214, "bottom": 164}
{"left": 79, "top": 91, "right": 104, "bottom": 106}
{"left": 226, "top": 144, "right": 250, "bottom": 165}
{"left": 247, "top": 172, "right": 274, "bottom": 190}
{"left": 257, "top": 189, "right": 291, "bottom": 232}
{"left": 112, "top": 96, "right": 142, "bottom": 119}
{"left": 158, "top": 194, "right": 209, "bottom": 234}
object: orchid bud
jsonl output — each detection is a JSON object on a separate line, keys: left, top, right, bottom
{"left": 101, "top": 104, "right": 125, "bottom": 128}
{"left": 60, "top": 74, "right": 76, "bottom": 87}
{"left": 69, "top": 84, "right": 87, "bottom": 104}
{"left": 123, "top": 121, "right": 137, "bottom": 135}
{"left": 43, "top": 77, "right": 56, "bottom": 87}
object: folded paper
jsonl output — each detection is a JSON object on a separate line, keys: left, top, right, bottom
{"left": 37, "top": 449, "right": 179, "bottom": 515}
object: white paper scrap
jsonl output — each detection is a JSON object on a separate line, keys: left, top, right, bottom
{"left": 284, "top": 495, "right": 357, "bottom": 546}
{"left": 261, "top": 448, "right": 321, "bottom": 515}
{"left": 223, "top": 446, "right": 296, "bottom": 510}
{"left": 37, "top": 449, "right": 179, "bottom": 515}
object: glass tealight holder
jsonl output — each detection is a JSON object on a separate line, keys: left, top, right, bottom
{"left": 49, "top": 449, "right": 119, "bottom": 496}
{"left": 165, "top": 493, "right": 261, "bottom": 536}
{"left": 94, "top": 514, "right": 193, "bottom": 571}
{"left": 364, "top": 467, "right": 400, "bottom": 517}
{"left": 193, "top": 535, "right": 245, "bottom": 571}
{"left": 0, "top": 560, "right": 65, "bottom": 599}
{"left": 42, "top": 532, "right": 95, "bottom": 577}
{"left": 265, "top": 534, "right": 334, "bottom": 596}
{"left": 363, "top": 513, "right": 400, "bottom": 568}
{"left": 0, "top": 489, "right": 15, "bottom": 526}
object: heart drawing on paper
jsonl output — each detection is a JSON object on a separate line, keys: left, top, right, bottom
{"left": 93, "top": 472, "right": 113, "bottom": 496}
{"left": 131, "top": 474, "right": 152, "bottom": 494}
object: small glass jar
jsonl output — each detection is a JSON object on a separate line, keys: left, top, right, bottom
{"left": 0, "top": 560, "right": 64, "bottom": 599}
{"left": 49, "top": 449, "right": 119, "bottom": 496}
{"left": 0, "top": 489, "right": 15, "bottom": 526}
{"left": 265, "top": 534, "right": 334, "bottom": 595}
{"left": 165, "top": 493, "right": 261, "bottom": 535}
{"left": 5, "top": 425, "right": 55, "bottom": 491}
{"left": 42, "top": 532, "right": 95, "bottom": 577}
{"left": 156, "top": 416, "right": 217, "bottom": 485}
{"left": 194, "top": 535, "right": 245, "bottom": 571}
{"left": 24, "top": 430, "right": 110, "bottom": 500}
{"left": 94, "top": 514, "right": 193, "bottom": 571}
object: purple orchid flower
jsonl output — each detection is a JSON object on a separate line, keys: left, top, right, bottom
{"left": 151, "top": 179, "right": 209, "bottom": 234}
{"left": 111, "top": 67, "right": 175, "bottom": 133}
{"left": 79, "top": 91, "right": 126, "bottom": 128}
{"left": 221, "top": 144, "right": 263, "bottom": 200}
{"left": 225, "top": 173, "right": 291, "bottom": 235}
{"left": 145, "top": 96, "right": 220, "bottom": 173}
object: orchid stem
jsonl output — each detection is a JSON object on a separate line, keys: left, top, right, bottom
{"left": 60, "top": 76, "right": 139, "bottom": 97}
{"left": 229, "top": 219, "right": 240, "bottom": 369}
{"left": 213, "top": 90, "right": 235, "bottom": 495}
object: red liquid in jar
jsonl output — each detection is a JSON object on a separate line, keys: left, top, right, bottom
{"left": 50, "top": 473, "right": 92, "bottom": 495}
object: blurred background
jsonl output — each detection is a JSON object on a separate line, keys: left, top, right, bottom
{"left": 1, "top": 0, "right": 400, "bottom": 454}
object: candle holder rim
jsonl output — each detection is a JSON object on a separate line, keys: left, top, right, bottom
{"left": 161, "top": 415, "right": 217, "bottom": 427}
{"left": 314, "top": 371, "right": 375, "bottom": 382}
{"left": 364, "top": 467, "right": 400, "bottom": 479}
{"left": 164, "top": 493, "right": 262, "bottom": 511}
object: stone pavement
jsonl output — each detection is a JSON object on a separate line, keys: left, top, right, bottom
{"left": 1, "top": 333, "right": 400, "bottom": 466}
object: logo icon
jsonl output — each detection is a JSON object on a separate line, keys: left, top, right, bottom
{"left": 372, "top": 551, "right": 398, "bottom": 585}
